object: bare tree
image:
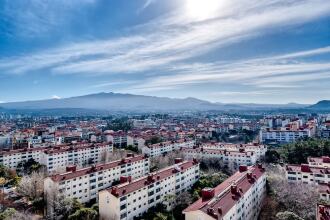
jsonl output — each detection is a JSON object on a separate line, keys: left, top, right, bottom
{"left": 150, "top": 151, "right": 185, "bottom": 170}
{"left": 266, "top": 164, "right": 319, "bottom": 220}
{"left": 16, "top": 171, "right": 45, "bottom": 200}
{"left": 4, "top": 211, "right": 33, "bottom": 220}
{"left": 106, "top": 149, "right": 128, "bottom": 162}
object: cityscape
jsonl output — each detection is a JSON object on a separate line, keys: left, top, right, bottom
{"left": 0, "top": 1, "right": 330, "bottom": 220}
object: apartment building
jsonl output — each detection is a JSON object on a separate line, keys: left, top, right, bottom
{"left": 308, "top": 156, "right": 330, "bottom": 167}
{"left": 286, "top": 162, "right": 330, "bottom": 201}
{"left": 0, "top": 147, "right": 45, "bottom": 169}
{"left": 127, "top": 135, "right": 146, "bottom": 151}
{"left": 44, "top": 154, "right": 149, "bottom": 204}
{"left": 40, "top": 143, "right": 113, "bottom": 173}
{"left": 0, "top": 142, "right": 113, "bottom": 172}
{"left": 183, "top": 165, "right": 266, "bottom": 220}
{"left": 182, "top": 148, "right": 259, "bottom": 167}
{"left": 286, "top": 164, "right": 330, "bottom": 185}
{"left": 105, "top": 131, "right": 127, "bottom": 148}
{"left": 319, "top": 183, "right": 330, "bottom": 202}
{"left": 201, "top": 142, "right": 267, "bottom": 158}
{"left": 142, "top": 139, "right": 195, "bottom": 157}
{"left": 259, "top": 126, "right": 314, "bottom": 143}
{"left": 99, "top": 159, "right": 200, "bottom": 220}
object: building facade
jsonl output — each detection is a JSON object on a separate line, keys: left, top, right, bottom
{"left": 0, "top": 142, "right": 113, "bottom": 172}
{"left": 99, "top": 159, "right": 200, "bottom": 220}
{"left": 183, "top": 165, "right": 266, "bottom": 220}
{"left": 44, "top": 154, "right": 149, "bottom": 204}
{"left": 142, "top": 139, "right": 195, "bottom": 157}
{"left": 182, "top": 147, "right": 259, "bottom": 167}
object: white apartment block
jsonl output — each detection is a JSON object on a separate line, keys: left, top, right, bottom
{"left": 286, "top": 162, "right": 330, "bottom": 201}
{"left": 40, "top": 143, "right": 113, "bottom": 173}
{"left": 259, "top": 128, "right": 313, "bottom": 143}
{"left": 183, "top": 165, "right": 266, "bottom": 220}
{"left": 99, "top": 159, "right": 200, "bottom": 220}
{"left": 286, "top": 164, "right": 330, "bottom": 185}
{"left": 0, "top": 142, "right": 113, "bottom": 172}
{"left": 0, "top": 147, "right": 44, "bottom": 169}
{"left": 182, "top": 148, "right": 259, "bottom": 167}
{"left": 201, "top": 142, "right": 267, "bottom": 158}
{"left": 319, "top": 183, "right": 330, "bottom": 202}
{"left": 308, "top": 156, "right": 330, "bottom": 167}
{"left": 142, "top": 139, "right": 195, "bottom": 157}
{"left": 127, "top": 135, "right": 146, "bottom": 151}
{"left": 105, "top": 131, "right": 127, "bottom": 148}
{"left": 44, "top": 154, "right": 149, "bottom": 204}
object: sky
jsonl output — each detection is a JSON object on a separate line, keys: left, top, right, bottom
{"left": 0, "top": 0, "right": 330, "bottom": 104}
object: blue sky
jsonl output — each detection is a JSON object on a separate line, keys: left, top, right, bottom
{"left": 0, "top": 0, "right": 330, "bottom": 104}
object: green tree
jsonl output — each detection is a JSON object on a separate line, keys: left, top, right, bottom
{"left": 68, "top": 208, "right": 98, "bottom": 220}
{"left": 276, "top": 211, "right": 304, "bottom": 220}
{"left": 281, "top": 138, "right": 330, "bottom": 164}
{"left": 0, "top": 208, "right": 16, "bottom": 220}
{"left": 153, "top": 212, "right": 168, "bottom": 220}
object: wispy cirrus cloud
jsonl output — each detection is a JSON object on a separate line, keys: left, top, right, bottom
{"left": 0, "top": 0, "right": 329, "bottom": 76}
{"left": 124, "top": 47, "right": 330, "bottom": 92}
{"left": 0, "top": 0, "right": 96, "bottom": 38}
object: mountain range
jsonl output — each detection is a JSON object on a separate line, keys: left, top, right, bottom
{"left": 0, "top": 92, "right": 328, "bottom": 112}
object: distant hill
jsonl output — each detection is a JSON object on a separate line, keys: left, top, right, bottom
{"left": 309, "top": 100, "right": 330, "bottom": 109}
{"left": 0, "top": 92, "right": 310, "bottom": 112}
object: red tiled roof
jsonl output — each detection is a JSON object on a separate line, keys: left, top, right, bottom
{"left": 308, "top": 156, "right": 330, "bottom": 164}
{"left": 0, "top": 142, "right": 112, "bottom": 156}
{"left": 50, "top": 155, "right": 146, "bottom": 182}
{"left": 286, "top": 164, "right": 330, "bottom": 174}
{"left": 181, "top": 147, "right": 255, "bottom": 157}
{"left": 109, "top": 160, "right": 198, "bottom": 197}
{"left": 183, "top": 165, "right": 265, "bottom": 219}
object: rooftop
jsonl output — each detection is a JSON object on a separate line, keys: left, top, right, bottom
{"left": 49, "top": 154, "right": 146, "bottom": 182}
{"left": 109, "top": 160, "right": 199, "bottom": 197}
{"left": 183, "top": 165, "right": 265, "bottom": 219}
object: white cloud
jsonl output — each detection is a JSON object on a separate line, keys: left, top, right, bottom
{"left": 52, "top": 95, "right": 61, "bottom": 99}
{"left": 0, "top": 0, "right": 329, "bottom": 76}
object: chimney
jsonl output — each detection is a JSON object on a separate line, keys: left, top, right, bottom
{"left": 66, "top": 165, "right": 76, "bottom": 172}
{"left": 239, "top": 165, "right": 248, "bottom": 172}
{"left": 301, "top": 164, "right": 311, "bottom": 172}
{"left": 120, "top": 176, "right": 131, "bottom": 184}
{"left": 322, "top": 156, "right": 330, "bottom": 163}
{"left": 111, "top": 187, "right": 119, "bottom": 196}
{"left": 147, "top": 175, "right": 154, "bottom": 182}
{"left": 319, "top": 205, "right": 325, "bottom": 214}
{"left": 201, "top": 188, "right": 215, "bottom": 200}
{"left": 127, "top": 153, "right": 134, "bottom": 157}
{"left": 217, "top": 207, "right": 222, "bottom": 216}
{"left": 175, "top": 158, "right": 183, "bottom": 164}
{"left": 231, "top": 184, "right": 238, "bottom": 194}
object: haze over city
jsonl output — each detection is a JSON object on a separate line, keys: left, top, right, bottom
{"left": 0, "top": 0, "right": 330, "bottom": 104}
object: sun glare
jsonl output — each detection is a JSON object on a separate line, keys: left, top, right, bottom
{"left": 185, "top": 0, "right": 223, "bottom": 21}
